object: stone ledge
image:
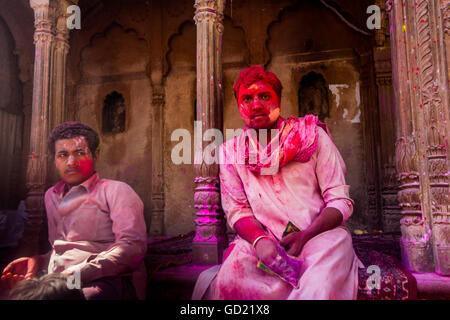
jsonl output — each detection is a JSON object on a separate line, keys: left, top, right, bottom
{"left": 147, "top": 264, "right": 213, "bottom": 300}
{"left": 413, "top": 272, "right": 450, "bottom": 299}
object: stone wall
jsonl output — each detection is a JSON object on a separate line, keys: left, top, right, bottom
{"left": 0, "top": 17, "right": 24, "bottom": 209}
{"left": 74, "top": 23, "right": 153, "bottom": 230}
{"left": 66, "top": 0, "right": 378, "bottom": 235}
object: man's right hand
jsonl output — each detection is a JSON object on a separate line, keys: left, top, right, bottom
{"left": 1, "top": 256, "right": 41, "bottom": 289}
{"left": 254, "top": 238, "right": 278, "bottom": 266}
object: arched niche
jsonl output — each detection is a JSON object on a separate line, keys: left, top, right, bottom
{"left": 298, "top": 72, "right": 330, "bottom": 121}
{"left": 166, "top": 21, "right": 196, "bottom": 72}
{"left": 102, "top": 91, "right": 126, "bottom": 134}
{"left": 80, "top": 23, "right": 149, "bottom": 79}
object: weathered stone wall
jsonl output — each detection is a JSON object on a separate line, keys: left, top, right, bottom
{"left": 0, "top": 0, "right": 35, "bottom": 212}
{"left": 0, "top": 17, "right": 24, "bottom": 209}
{"left": 75, "top": 23, "right": 153, "bottom": 230}
{"left": 164, "top": 21, "right": 197, "bottom": 235}
{"left": 65, "top": 0, "right": 377, "bottom": 235}
{"left": 222, "top": 2, "right": 373, "bottom": 231}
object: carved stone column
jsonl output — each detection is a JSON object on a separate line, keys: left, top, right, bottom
{"left": 149, "top": 86, "right": 165, "bottom": 236}
{"left": 52, "top": 10, "right": 70, "bottom": 128}
{"left": 388, "top": 0, "right": 449, "bottom": 274}
{"left": 20, "top": 0, "right": 75, "bottom": 256}
{"left": 19, "top": 0, "right": 57, "bottom": 256}
{"left": 47, "top": 2, "right": 73, "bottom": 186}
{"left": 373, "top": 1, "right": 402, "bottom": 232}
{"left": 359, "top": 52, "right": 383, "bottom": 231}
{"left": 427, "top": 0, "right": 450, "bottom": 276}
{"left": 192, "top": 0, "right": 228, "bottom": 265}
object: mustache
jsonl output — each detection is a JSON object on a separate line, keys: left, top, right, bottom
{"left": 65, "top": 168, "right": 80, "bottom": 174}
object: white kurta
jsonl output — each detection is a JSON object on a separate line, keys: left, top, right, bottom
{"left": 208, "top": 126, "right": 363, "bottom": 300}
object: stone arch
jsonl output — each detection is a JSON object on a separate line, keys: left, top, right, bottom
{"left": 0, "top": 0, "right": 34, "bottom": 84}
{"left": 266, "top": 0, "right": 370, "bottom": 64}
{"left": 264, "top": 2, "right": 299, "bottom": 68}
{"left": 223, "top": 16, "right": 249, "bottom": 66}
{"left": 163, "top": 20, "right": 197, "bottom": 235}
{"left": 0, "top": 17, "right": 22, "bottom": 114}
{"left": 221, "top": 15, "right": 250, "bottom": 131}
{"left": 79, "top": 22, "right": 150, "bottom": 79}
{"left": 165, "top": 20, "right": 196, "bottom": 77}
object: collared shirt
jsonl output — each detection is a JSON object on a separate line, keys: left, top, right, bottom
{"left": 43, "top": 172, "right": 147, "bottom": 299}
{"left": 219, "top": 126, "right": 354, "bottom": 240}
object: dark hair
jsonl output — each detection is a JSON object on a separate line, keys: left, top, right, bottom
{"left": 233, "top": 65, "right": 283, "bottom": 100}
{"left": 47, "top": 121, "right": 100, "bottom": 157}
{"left": 8, "top": 273, "right": 85, "bottom": 300}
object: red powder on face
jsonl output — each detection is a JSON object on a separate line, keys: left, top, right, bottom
{"left": 78, "top": 158, "right": 94, "bottom": 178}
{"left": 237, "top": 81, "right": 281, "bottom": 129}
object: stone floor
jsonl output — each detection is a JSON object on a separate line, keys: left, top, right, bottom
{"left": 2, "top": 233, "right": 450, "bottom": 300}
{"left": 146, "top": 232, "right": 450, "bottom": 300}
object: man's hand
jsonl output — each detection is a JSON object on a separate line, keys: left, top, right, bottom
{"left": 279, "top": 231, "right": 311, "bottom": 257}
{"left": 280, "top": 207, "right": 344, "bottom": 257}
{"left": 1, "top": 256, "right": 41, "bottom": 289}
{"left": 254, "top": 238, "right": 278, "bottom": 266}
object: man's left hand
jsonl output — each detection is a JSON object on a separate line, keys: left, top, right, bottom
{"left": 279, "top": 231, "right": 312, "bottom": 257}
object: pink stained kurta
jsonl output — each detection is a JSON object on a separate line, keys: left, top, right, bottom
{"left": 211, "top": 126, "right": 363, "bottom": 300}
{"left": 43, "top": 172, "right": 148, "bottom": 300}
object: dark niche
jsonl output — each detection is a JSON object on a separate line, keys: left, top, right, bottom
{"left": 102, "top": 91, "right": 126, "bottom": 134}
{"left": 298, "top": 72, "right": 330, "bottom": 122}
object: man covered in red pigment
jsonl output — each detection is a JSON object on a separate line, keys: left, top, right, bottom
{"left": 197, "top": 65, "right": 363, "bottom": 300}
{"left": 1, "top": 122, "right": 147, "bottom": 300}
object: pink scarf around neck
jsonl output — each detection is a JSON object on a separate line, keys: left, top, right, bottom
{"left": 242, "top": 115, "right": 331, "bottom": 174}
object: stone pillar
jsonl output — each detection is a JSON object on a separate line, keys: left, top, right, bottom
{"left": 52, "top": 11, "right": 70, "bottom": 127}
{"left": 359, "top": 51, "right": 383, "bottom": 231}
{"left": 19, "top": 0, "right": 57, "bottom": 256}
{"left": 19, "top": 0, "right": 74, "bottom": 256}
{"left": 149, "top": 85, "right": 165, "bottom": 235}
{"left": 388, "top": 0, "right": 449, "bottom": 274}
{"left": 192, "top": 0, "right": 228, "bottom": 265}
{"left": 374, "top": 0, "right": 402, "bottom": 233}
{"left": 47, "top": 3, "right": 72, "bottom": 186}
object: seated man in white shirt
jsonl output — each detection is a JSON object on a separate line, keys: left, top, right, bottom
{"left": 199, "top": 65, "right": 362, "bottom": 300}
